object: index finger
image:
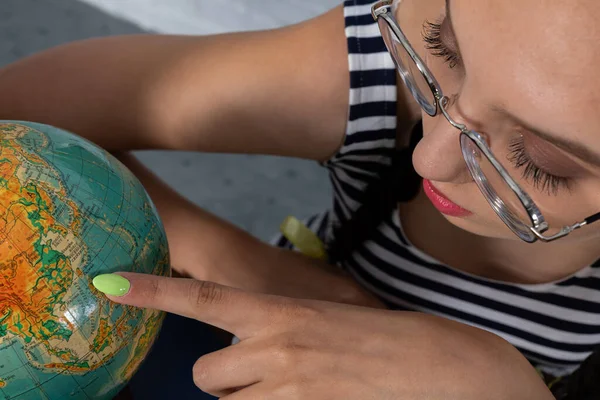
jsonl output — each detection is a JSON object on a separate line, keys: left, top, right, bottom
{"left": 92, "top": 272, "right": 281, "bottom": 339}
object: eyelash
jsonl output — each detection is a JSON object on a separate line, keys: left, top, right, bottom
{"left": 507, "top": 137, "right": 571, "bottom": 196}
{"left": 422, "top": 20, "right": 570, "bottom": 196}
{"left": 422, "top": 19, "right": 461, "bottom": 69}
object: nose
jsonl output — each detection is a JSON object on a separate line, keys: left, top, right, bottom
{"left": 412, "top": 112, "right": 473, "bottom": 184}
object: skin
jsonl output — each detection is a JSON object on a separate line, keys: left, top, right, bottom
{"left": 396, "top": 0, "right": 600, "bottom": 284}
{"left": 0, "top": 0, "right": 594, "bottom": 397}
{"left": 102, "top": 273, "right": 554, "bottom": 400}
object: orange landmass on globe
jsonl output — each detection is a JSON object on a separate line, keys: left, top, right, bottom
{"left": 1, "top": 124, "right": 167, "bottom": 383}
{"left": 0, "top": 124, "right": 78, "bottom": 347}
{"left": 121, "top": 312, "right": 164, "bottom": 379}
{"left": 42, "top": 362, "right": 89, "bottom": 373}
{"left": 91, "top": 317, "right": 113, "bottom": 353}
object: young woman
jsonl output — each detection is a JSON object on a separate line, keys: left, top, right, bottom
{"left": 1, "top": 0, "right": 599, "bottom": 398}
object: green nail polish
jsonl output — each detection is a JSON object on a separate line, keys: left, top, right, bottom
{"left": 92, "top": 274, "right": 130, "bottom": 297}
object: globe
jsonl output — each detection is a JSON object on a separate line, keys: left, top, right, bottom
{"left": 0, "top": 121, "right": 170, "bottom": 400}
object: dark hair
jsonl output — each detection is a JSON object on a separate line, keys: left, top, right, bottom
{"left": 325, "top": 120, "right": 598, "bottom": 399}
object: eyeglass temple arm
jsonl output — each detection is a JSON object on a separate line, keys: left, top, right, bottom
{"left": 584, "top": 212, "right": 600, "bottom": 225}
{"left": 532, "top": 212, "right": 600, "bottom": 242}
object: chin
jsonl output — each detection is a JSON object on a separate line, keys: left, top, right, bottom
{"left": 442, "top": 214, "right": 518, "bottom": 241}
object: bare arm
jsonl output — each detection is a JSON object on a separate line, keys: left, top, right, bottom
{"left": 0, "top": 5, "right": 348, "bottom": 160}
{"left": 0, "top": 6, "right": 378, "bottom": 306}
{"left": 117, "top": 152, "right": 382, "bottom": 308}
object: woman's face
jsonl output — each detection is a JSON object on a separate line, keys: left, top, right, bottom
{"left": 395, "top": 0, "right": 600, "bottom": 242}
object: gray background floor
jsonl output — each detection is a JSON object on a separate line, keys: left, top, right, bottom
{"left": 0, "top": 0, "right": 339, "bottom": 241}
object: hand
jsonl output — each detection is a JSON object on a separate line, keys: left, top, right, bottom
{"left": 173, "top": 248, "right": 386, "bottom": 309}
{"left": 98, "top": 273, "right": 554, "bottom": 400}
{"left": 173, "top": 230, "right": 385, "bottom": 309}
{"left": 234, "top": 248, "right": 386, "bottom": 309}
{"left": 114, "top": 152, "right": 383, "bottom": 309}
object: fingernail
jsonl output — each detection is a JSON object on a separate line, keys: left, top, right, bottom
{"left": 92, "top": 274, "right": 131, "bottom": 297}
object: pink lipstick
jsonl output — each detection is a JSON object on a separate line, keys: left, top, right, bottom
{"left": 422, "top": 179, "right": 472, "bottom": 217}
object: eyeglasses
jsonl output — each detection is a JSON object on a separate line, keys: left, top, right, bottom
{"left": 372, "top": 0, "right": 600, "bottom": 243}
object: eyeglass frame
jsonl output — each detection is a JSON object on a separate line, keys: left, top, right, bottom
{"left": 371, "top": 0, "right": 600, "bottom": 243}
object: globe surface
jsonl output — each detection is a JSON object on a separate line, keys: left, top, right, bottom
{"left": 0, "top": 122, "right": 170, "bottom": 400}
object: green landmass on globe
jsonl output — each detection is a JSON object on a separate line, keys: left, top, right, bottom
{"left": 0, "top": 121, "right": 170, "bottom": 399}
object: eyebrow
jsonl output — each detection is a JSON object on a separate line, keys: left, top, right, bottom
{"left": 446, "top": 0, "right": 600, "bottom": 168}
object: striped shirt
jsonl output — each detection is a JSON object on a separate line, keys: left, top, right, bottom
{"left": 275, "top": 0, "right": 600, "bottom": 378}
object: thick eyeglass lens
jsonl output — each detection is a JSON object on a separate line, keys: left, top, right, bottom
{"left": 378, "top": 17, "right": 436, "bottom": 115}
{"left": 460, "top": 134, "right": 536, "bottom": 242}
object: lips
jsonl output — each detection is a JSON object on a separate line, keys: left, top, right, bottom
{"left": 422, "top": 179, "right": 472, "bottom": 217}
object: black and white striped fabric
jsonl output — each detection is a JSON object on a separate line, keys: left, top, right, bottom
{"left": 274, "top": 0, "right": 600, "bottom": 378}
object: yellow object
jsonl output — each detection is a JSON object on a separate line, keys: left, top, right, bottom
{"left": 280, "top": 216, "right": 327, "bottom": 260}
{"left": 535, "top": 367, "right": 561, "bottom": 390}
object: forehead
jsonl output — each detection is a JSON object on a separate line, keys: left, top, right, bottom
{"left": 453, "top": 0, "right": 600, "bottom": 134}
